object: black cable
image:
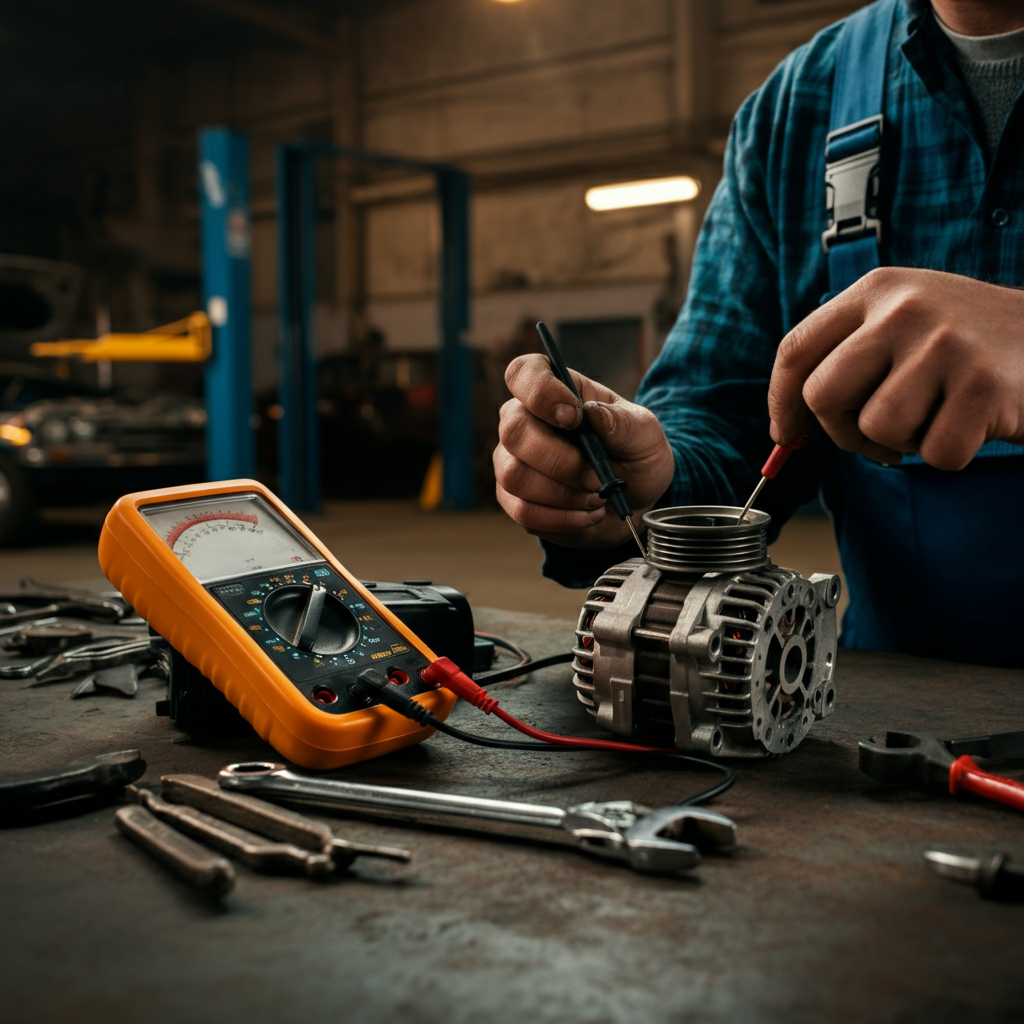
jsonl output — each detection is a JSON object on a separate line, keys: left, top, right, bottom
{"left": 475, "top": 651, "right": 574, "bottom": 685}
{"left": 428, "top": 717, "right": 735, "bottom": 807}
{"left": 350, "top": 671, "right": 735, "bottom": 807}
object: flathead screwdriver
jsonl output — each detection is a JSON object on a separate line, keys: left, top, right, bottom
{"left": 535, "top": 322, "right": 646, "bottom": 558}
{"left": 736, "top": 418, "right": 811, "bottom": 523}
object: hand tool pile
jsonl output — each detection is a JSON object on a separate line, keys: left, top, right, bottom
{"left": 0, "top": 578, "right": 163, "bottom": 696}
{"left": 117, "top": 773, "right": 412, "bottom": 896}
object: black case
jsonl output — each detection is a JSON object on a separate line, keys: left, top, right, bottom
{"left": 157, "top": 580, "right": 476, "bottom": 736}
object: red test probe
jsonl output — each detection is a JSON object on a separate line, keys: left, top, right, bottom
{"left": 736, "top": 417, "right": 812, "bottom": 522}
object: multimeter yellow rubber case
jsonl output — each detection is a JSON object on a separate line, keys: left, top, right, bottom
{"left": 99, "top": 479, "right": 457, "bottom": 769}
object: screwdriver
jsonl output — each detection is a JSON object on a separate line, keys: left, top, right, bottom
{"left": 736, "top": 417, "right": 812, "bottom": 523}
{"left": 535, "top": 322, "right": 646, "bottom": 558}
{"left": 925, "top": 850, "right": 1024, "bottom": 902}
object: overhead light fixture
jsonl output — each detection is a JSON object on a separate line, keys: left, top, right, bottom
{"left": 585, "top": 175, "right": 700, "bottom": 211}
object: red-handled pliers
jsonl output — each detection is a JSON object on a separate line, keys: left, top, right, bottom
{"left": 859, "top": 729, "right": 1024, "bottom": 813}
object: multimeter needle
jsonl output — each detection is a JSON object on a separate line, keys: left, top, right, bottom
{"left": 535, "top": 322, "right": 646, "bottom": 558}
{"left": 736, "top": 418, "right": 812, "bottom": 523}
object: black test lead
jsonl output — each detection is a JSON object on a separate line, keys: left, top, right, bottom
{"left": 535, "top": 322, "right": 646, "bottom": 558}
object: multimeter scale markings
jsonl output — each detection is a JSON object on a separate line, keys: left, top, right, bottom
{"left": 211, "top": 564, "right": 432, "bottom": 716}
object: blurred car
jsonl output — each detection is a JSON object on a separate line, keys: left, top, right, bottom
{"left": 256, "top": 348, "right": 501, "bottom": 503}
{"left": 257, "top": 350, "right": 437, "bottom": 500}
{"left": 0, "top": 369, "right": 206, "bottom": 544}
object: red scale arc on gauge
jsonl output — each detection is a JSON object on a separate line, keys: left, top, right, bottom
{"left": 165, "top": 510, "right": 259, "bottom": 547}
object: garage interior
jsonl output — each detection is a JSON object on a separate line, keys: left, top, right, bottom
{"left": 5, "top": 3, "right": 1022, "bottom": 1024}
{"left": 0, "top": 0, "right": 848, "bottom": 609}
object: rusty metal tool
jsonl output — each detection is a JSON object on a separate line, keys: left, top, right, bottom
{"left": 0, "top": 578, "right": 130, "bottom": 624}
{"left": 924, "top": 850, "right": 1024, "bottom": 902}
{"left": 859, "top": 729, "right": 1024, "bottom": 813}
{"left": 219, "top": 761, "right": 737, "bottom": 875}
{"left": 115, "top": 804, "right": 236, "bottom": 896}
{"left": 0, "top": 749, "right": 146, "bottom": 814}
{"left": 126, "top": 785, "right": 336, "bottom": 879}
{"left": 160, "top": 774, "right": 411, "bottom": 868}
{"left": 22, "top": 636, "right": 157, "bottom": 685}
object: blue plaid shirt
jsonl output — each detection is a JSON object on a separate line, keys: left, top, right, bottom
{"left": 544, "top": 0, "right": 1024, "bottom": 591}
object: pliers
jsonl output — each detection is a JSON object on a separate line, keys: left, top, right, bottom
{"left": 859, "top": 729, "right": 1024, "bottom": 813}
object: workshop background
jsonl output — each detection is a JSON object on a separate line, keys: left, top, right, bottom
{"left": 0, "top": 0, "right": 859, "bottom": 616}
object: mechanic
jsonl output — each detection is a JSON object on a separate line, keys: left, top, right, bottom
{"left": 494, "top": 0, "right": 1024, "bottom": 668}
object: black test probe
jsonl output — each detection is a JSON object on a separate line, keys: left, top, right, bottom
{"left": 535, "top": 322, "right": 646, "bottom": 558}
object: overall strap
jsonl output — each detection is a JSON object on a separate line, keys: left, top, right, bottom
{"left": 822, "top": 0, "right": 899, "bottom": 296}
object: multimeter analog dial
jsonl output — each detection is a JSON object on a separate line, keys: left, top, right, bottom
{"left": 141, "top": 493, "right": 319, "bottom": 583}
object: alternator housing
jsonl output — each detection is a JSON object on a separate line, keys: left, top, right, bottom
{"left": 571, "top": 507, "right": 841, "bottom": 758}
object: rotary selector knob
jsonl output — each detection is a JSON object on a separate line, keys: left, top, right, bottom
{"left": 262, "top": 584, "right": 360, "bottom": 655}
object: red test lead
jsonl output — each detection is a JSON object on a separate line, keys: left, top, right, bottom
{"left": 736, "top": 417, "right": 812, "bottom": 523}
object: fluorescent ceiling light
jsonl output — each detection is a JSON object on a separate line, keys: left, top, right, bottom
{"left": 585, "top": 176, "right": 700, "bottom": 211}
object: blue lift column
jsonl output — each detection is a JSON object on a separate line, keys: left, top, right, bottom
{"left": 199, "top": 127, "right": 255, "bottom": 481}
{"left": 276, "top": 144, "right": 320, "bottom": 512}
{"left": 436, "top": 169, "right": 474, "bottom": 510}
{"left": 275, "top": 143, "right": 474, "bottom": 512}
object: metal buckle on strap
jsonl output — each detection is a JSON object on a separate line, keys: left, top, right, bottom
{"left": 821, "top": 114, "right": 884, "bottom": 253}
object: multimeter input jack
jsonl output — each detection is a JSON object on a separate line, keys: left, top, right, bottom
{"left": 263, "top": 584, "right": 361, "bottom": 656}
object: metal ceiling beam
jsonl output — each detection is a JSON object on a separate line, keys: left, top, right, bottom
{"left": 187, "top": 0, "right": 338, "bottom": 53}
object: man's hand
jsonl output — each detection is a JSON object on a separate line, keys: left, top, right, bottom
{"left": 769, "top": 268, "right": 1024, "bottom": 469}
{"left": 494, "top": 354, "right": 675, "bottom": 548}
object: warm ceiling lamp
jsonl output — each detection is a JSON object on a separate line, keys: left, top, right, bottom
{"left": 585, "top": 175, "right": 700, "bottom": 211}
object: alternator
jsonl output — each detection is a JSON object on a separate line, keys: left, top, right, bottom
{"left": 572, "top": 506, "right": 841, "bottom": 758}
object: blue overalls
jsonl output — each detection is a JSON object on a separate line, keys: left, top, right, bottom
{"left": 823, "top": 0, "right": 1023, "bottom": 666}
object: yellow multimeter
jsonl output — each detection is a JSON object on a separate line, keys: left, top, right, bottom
{"left": 98, "top": 479, "right": 456, "bottom": 769}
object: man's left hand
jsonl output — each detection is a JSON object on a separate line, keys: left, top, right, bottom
{"left": 768, "top": 267, "right": 1024, "bottom": 469}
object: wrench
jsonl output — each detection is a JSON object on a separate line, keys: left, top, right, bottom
{"left": 160, "top": 774, "right": 411, "bottom": 868}
{"left": 859, "top": 730, "right": 1024, "bottom": 813}
{"left": 219, "top": 762, "right": 737, "bottom": 875}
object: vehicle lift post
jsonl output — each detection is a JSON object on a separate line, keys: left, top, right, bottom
{"left": 276, "top": 142, "right": 473, "bottom": 512}
{"left": 199, "top": 127, "right": 256, "bottom": 481}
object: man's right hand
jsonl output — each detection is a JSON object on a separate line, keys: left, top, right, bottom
{"left": 493, "top": 354, "right": 675, "bottom": 548}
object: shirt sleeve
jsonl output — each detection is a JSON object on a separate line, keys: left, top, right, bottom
{"left": 541, "top": 57, "right": 830, "bottom": 589}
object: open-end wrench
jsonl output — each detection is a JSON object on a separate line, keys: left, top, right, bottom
{"left": 859, "top": 730, "right": 1024, "bottom": 813}
{"left": 126, "top": 785, "right": 334, "bottom": 879}
{"left": 160, "top": 774, "right": 411, "bottom": 868}
{"left": 219, "top": 762, "right": 737, "bottom": 875}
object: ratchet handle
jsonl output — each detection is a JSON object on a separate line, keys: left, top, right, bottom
{"left": 760, "top": 419, "right": 811, "bottom": 480}
{"left": 949, "top": 755, "right": 1024, "bottom": 812}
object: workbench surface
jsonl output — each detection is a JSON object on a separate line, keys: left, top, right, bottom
{"left": 2, "top": 606, "right": 1022, "bottom": 1024}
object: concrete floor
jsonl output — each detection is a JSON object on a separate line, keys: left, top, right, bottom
{"left": 1, "top": 501, "right": 847, "bottom": 623}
